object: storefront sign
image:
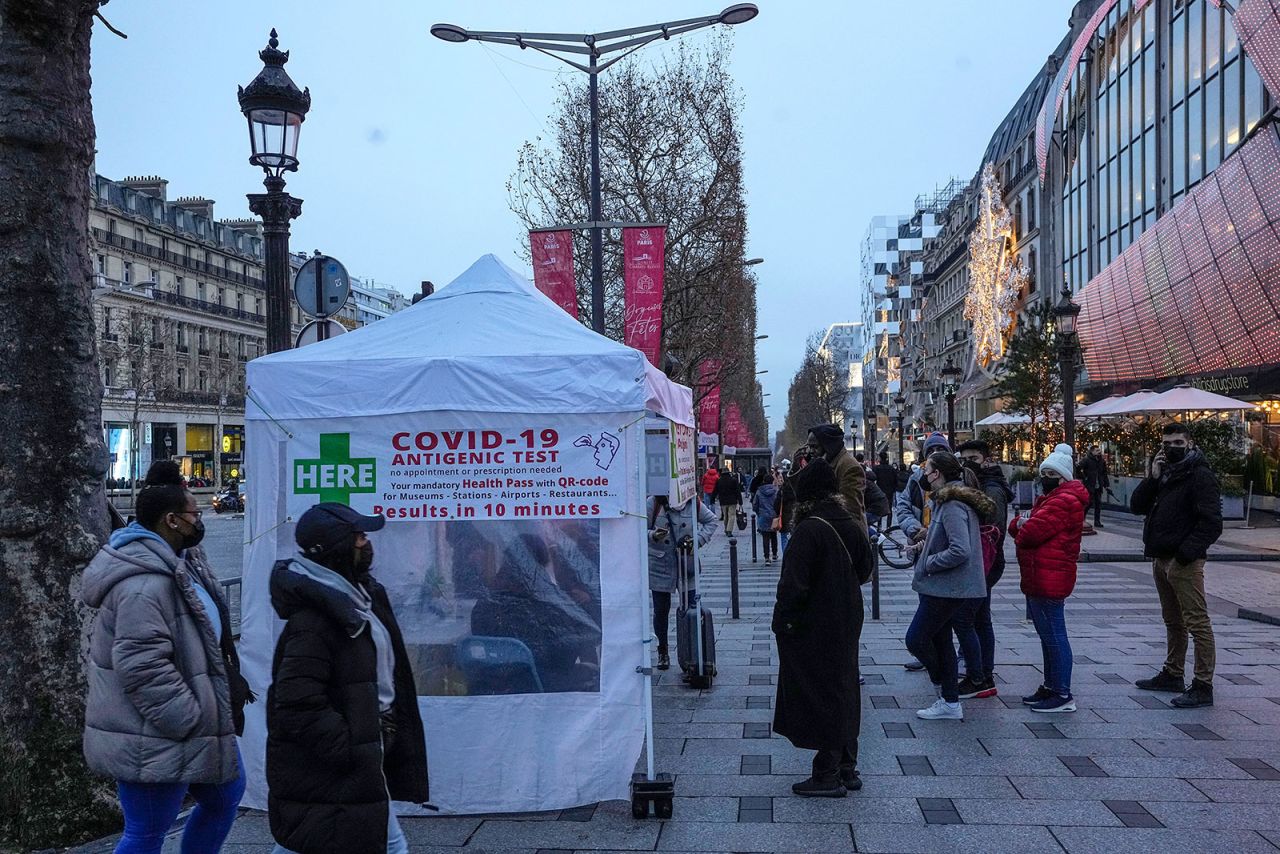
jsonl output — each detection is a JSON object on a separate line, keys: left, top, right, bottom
{"left": 644, "top": 417, "right": 696, "bottom": 505}
{"left": 622, "top": 226, "right": 665, "bottom": 367}
{"left": 289, "top": 413, "right": 626, "bottom": 521}
{"left": 529, "top": 230, "right": 578, "bottom": 318}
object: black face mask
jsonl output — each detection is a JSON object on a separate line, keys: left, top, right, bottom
{"left": 962, "top": 459, "right": 982, "bottom": 475}
{"left": 920, "top": 472, "right": 934, "bottom": 492}
{"left": 175, "top": 515, "right": 205, "bottom": 550}
{"left": 1041, "top": 476, "right": 1061, "bottom": 493}
{"left": 354, "top": 541, "right": 374, "bottom": 574}
{"left": 1164, "top": 446, "right": 1188, "bottom": 464}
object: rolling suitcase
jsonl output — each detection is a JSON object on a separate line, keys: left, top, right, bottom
{"left": 675, "top": 539, "right": 716, "bottom": 687}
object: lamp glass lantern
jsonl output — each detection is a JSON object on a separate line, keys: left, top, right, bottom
{"left": 941, "top": 356, "right": 962, "bottom": 394}
{"left": 1054, "top": 284, "right": 1081, "bottom": 339}
{"left": 238, "top": 29, "right": 311, "bottom": 179}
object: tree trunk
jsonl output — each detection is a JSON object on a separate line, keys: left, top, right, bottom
{"left": 0, "top": 0, "right": 119, "bottom": 846}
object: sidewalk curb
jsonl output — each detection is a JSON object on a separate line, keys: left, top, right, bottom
{"left": 1238, "top": 607, "right": 1280, "bottom": 626}
{"left": 1082, "top": 551, "right": 1280, "bottom": 563}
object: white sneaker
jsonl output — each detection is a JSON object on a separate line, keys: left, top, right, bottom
{"left": 916, "top": 699, "right": 963, "bottom": 720}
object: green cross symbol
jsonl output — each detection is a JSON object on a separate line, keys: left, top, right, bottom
{"left": 293, "top": 432, "right": 378, "bottom": 505}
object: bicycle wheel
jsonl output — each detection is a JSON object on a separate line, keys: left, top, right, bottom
{"left": 878, "top": 526, "right": 915, "bottom": 569}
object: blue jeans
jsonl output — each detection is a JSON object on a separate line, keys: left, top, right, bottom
{"left": 273, "top": 808, "right": 408, "bottom": 854}
{"left": 953, "top": 588, "right": 995, "bottom": 679}
{"left": 780, "top": 531, "right": 790, "bottom": 554}
{"left": 115, "top": 748, "right": 245, "bottom": 854}
{"left": 1027, "top": 596, "right": 1073, "bottom": 696}
{"left": 906, "top": 595, "right": 982, "bottom": 702}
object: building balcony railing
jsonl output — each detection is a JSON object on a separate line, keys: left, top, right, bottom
{"left": 150, "top": 288, "right": 265, "bottom": 324}
{"left": 91, "top": 227, "right": 265, "bottom": 291}
{"left": 156, "top": 390, "right": 247, "bottom": 408}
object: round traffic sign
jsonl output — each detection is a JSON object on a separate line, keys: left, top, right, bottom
{"left": 295, "top": 318, "right": 347, "bottom": 347}
{"left": 294, "top": 254, "right": 351, "bottom": 318}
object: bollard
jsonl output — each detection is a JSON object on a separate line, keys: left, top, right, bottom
{"left": 871, "top": 552, "right": 881, "bottom": 620}
{"left": 729, "top": 536, "right": 741, "bottom": 620}
{"left": 750, "top": 513, "right": 758, "bottom": 563}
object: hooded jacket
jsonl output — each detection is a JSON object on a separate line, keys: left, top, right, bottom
{"left": 1010, "top": 479, "right": 1090, "bottom": 599}
{"left": 911, "top": 483, "right": 994, "bottom": 599}
{"left": 267, "top": 557, "right": 429, "bottom": 854}
{"left": 810, "top": 425, "right": 868, "bottom": 534}
{"left": 713, "top": 473, "right": 742, "bottom": 506}
{"left": 81, "top": 526, "right": 239, "bottom": 785}
{"left": 1130, "top": 449, "right": 1223, "bottom": 562}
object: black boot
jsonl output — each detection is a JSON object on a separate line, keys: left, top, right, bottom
{"left": 791, "top": 775, "right": 846, "bottom": 798}
{"left": 839, "top": 765, "right": 862, "bottom": 791}
{"left": 657, "top": 649, "right": 670, "bottom": 671}
{"left": 1171, "top": 679, "right": 1213, "bottom": 708}
{"left": 1135, "top": 669, "right": 1185, "bottom": 693}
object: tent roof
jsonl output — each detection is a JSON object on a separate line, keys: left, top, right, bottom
{"left": 246, "top": 254, "right": 693, "bottom": 425}
{"left": 1122, "top": 385, "right": 1256, "bottom": 413}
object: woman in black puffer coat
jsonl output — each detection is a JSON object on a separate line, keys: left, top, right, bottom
{"left": 267, "top": 503, "right": 428, "bottom": 854}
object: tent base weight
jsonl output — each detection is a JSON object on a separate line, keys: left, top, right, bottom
{"left": 630, "top": 772, "right": 675, "bottom": 819}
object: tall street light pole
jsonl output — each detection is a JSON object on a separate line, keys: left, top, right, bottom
{"left": 1054, "top": 283, "right": 1082, "bottom": 448}
{"left": 239, "top": 29, "right": 310, "bottom": 354}
{"left": 941, "top": 356, "right": 961, "bottom": 449}
{"left": 431, "top": 5, "right": 759, "bottom": 334}
{"left": 893, "top": 394, "right": 907, "bottom": 469}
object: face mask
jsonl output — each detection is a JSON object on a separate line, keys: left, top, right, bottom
{"left": 354, "top": 541, "right": 374, "bottom": 574}
{"left": 1164, "top": 446, "right": 1188, "bottom": 464}
{"left": 175, "top": 515, "right": 205, "bottom": 550}
{"left": 1041, "top": 476, "right": 1061, "bottom": 493}
{"left": 962, "top": 459, "right": 982, "bottom": 475}
{"left": 921, "top": 472, "right": 934, "bottom": 492}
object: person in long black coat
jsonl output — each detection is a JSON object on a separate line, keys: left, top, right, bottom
{"left": 268, "top": 503, "right": 429, "bottom": 854}
{"left": 772, "top": 458, "right": 873, "bottom": 798}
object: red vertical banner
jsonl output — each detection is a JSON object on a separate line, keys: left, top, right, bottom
{"left": 723, "top": 401, "right": 749, "bottom": 448}
{"left": 529, "top": 230, "right": 578, "bottom": 317}
{"left": 622, "top": 226, "right": 665, "bottom": 366}
{"left": 697, "top": 360, "right": 721, "bottom": 434}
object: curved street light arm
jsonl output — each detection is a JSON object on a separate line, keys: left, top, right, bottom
{"left": 591, "top": 13, "right": 722, "bottom": 43}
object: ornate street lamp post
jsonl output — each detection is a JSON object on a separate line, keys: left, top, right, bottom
{"left": 941, "top": 356, "right": 962, "bottom": 449}
{"left": 1054, "top": 283, "right": 1082, "bottom": 448}
{"left": 431, "top": 6, "right": 758, "bottom": 334}
{"left": 893, "top": 394, "right": 907, "bottom": 469}
{"left": 239, "top": 29, "right": 310, "bottom": 354}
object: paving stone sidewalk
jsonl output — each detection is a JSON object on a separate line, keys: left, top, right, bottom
{"left": 77, "top": 526, "right": 1280, "bottom": 853}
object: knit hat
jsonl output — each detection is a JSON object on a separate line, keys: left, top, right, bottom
{"left": 923, "top": 431, "right": 950, "bottom": 453}
{"left": 1039, "top": 443, "right": 1075, "bottom": 481}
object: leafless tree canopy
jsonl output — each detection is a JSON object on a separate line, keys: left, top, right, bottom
{"left": 509, "top": 34, "right": 765, "bottom": 445}
{"left": 780, "top": 331, "right": 847, "bottom": 457}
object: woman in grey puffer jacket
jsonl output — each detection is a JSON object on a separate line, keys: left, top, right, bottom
{"left": 81, "top": 483, "right": 243, "bottom": 853}
{"left": 646, "top": 495, "right": 718, "bottom": 669}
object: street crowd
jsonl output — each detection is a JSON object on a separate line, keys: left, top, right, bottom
{"left": 75, "top": 420, "right": 1224, "bottom": 852}
{"left": 679, "top": 422, "right": 1224, "bottom": 798}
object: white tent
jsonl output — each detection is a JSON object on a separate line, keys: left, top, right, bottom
{"left": 238, "top": 254, "right": 692, "bottom": 816}
{"left": 1078, "top": 389, "right": 1159, "bottom": 416}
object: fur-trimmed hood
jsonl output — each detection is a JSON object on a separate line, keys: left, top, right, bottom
{"left": 794, "top": 493, "right": 849, "bottom": 526}
{"left": 932, "top": 483, "right": 996, "bottom": 519}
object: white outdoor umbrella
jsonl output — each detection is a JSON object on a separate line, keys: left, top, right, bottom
{"left": 1076, "top": 395, "right": 1125, "bottom": 417}
{"left": 1122, "top": 385, "right": 1256, "bottom": 413}
{"left": 1081, "top": 389, "right": 1160, "bottom": 417}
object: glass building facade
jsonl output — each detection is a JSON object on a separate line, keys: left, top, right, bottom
{"left": 1059, "top": 0, "right": 1270, "bottom": 292}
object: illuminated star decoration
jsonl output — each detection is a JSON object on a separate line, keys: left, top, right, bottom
{"left": 965, "top": 163, "right": 1028, "bottom": 366}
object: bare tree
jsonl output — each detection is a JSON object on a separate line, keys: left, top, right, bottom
{"left": 509, "top": 34, "right": 763, "bottom": 434}
{"left": 780, "top": 332, "right": 847, "bottom": 455}
{"left": 0, "top": 0, "right": 120, "bottom": 846}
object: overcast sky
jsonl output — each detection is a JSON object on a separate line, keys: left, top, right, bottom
{"left": 91, "top": 1, "right": 1073, "bottom": 441}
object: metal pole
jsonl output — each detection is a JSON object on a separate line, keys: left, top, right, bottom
{"left": 588, "top": 52, "right": 605, "bottom": 335}
{"left": 314, "top": 253, "right": 327, "bottom": 342}
{"left": 247, "top": 175, "right": 302, "bottom": 354}
{"left": 947, "top": 391, "right": 956, "bottom": 449}
{"left": 729, "top": 536, "right": 740, "bottom": 620}
{"left": 871, "top": 552, "right": 880, "bottom": 620}
{"left": 897, "top": 415, "right": 905, "bottom": 468}
{"left": 1061, "top": 344, "right": 1076, "bottom": 448}
{"left": 750, "top": 512, "right": 758, "bottom": 563}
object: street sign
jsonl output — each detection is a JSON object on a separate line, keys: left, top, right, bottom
{"left": 295, "top": 318, "right": 347, "bottom": 348}
{"left": 293, "top": 254, "right": 351, "bottom": 318}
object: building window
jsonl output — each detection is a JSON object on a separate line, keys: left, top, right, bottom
{"left": 96, "top": 254, "right": 106, "bottom": 275}
{"left": 134, "top": 227, "right": 143, "bottom": 244}
{"left": 197, "top": 281, "right": 206, "bottom": 301}
{"left": 151, "top": 316, "right": 162, "bottom": 343}
{"left": 122, "top": 262, "right": 131, "bottom": 285}
{"left": 104, "top": 363, "right": 113, "bottom": 387}
{"left": 177, "top": 367, "right": 186, "bottom": 389}
{"left": 198, "top": 371, "right": 207, "bottom": 392}
{"left": 235, "top": 291, "right": 243, "bottom": 311}
{"left": 1027, "top": 186, "right": 1036, "bottom": 229}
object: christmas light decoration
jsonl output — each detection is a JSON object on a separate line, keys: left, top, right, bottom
{"left": 965, "top": 163, "right": 1028, "bottom": 366}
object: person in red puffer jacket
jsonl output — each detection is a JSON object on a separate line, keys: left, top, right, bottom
{"left": 1009, "top": 444, "right": 1089, "bottom": 714}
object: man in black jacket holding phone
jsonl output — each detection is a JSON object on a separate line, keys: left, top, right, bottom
{"left": 1130, "top": 423, "right": 1223, "bottom": 709}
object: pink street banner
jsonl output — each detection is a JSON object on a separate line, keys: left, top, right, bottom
{"left": 723, "top": 401, "right": 753, "bottom": 449}
{"left": 697, "top": 360, "right": 721, "bottom": 434}
{"left": 530, "top": 230, "right": 578, "bottom": 317}
{"left": 622, "top": 226, "right": 665, "bottom": 366}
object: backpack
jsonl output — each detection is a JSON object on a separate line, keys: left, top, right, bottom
{"left": 979, "top": 524, "right": 1001, "bottom": 576}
